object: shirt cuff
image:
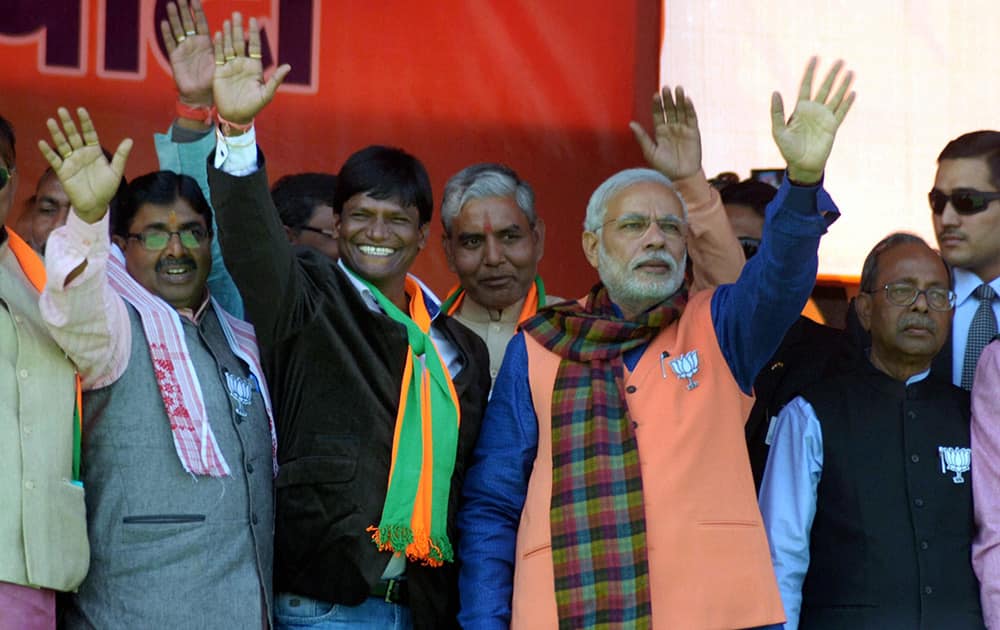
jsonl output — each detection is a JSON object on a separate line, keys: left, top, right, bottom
{"left": 45, "top": 211, "right": 110, "bottom": 291}
{"left": 214, "top": 125, "right": 259, "bottom": 176}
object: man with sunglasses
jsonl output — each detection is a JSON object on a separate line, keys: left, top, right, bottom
{"left": 35, "top": 109, "right": 278, "bottom": 628}
{"left": 930, "top": 131, "right": 1000, "bottom": 390}
{"left": 760, "top": 233, "right": 982, "bottom": 628}
{"left": 0, "top": 115, "right": 90, "bottom": 629}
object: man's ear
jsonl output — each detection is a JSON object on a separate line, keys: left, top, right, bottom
{"left": 416, "top": 222, "right": 430, "bottom": 251}
{"left": 441, "top": 232, "right": 457, "bottom": 273}
{"left": 855, "top": 293, "right": 873, "bottom": 332}
{"left": 533, "top": 218, "right": 546, "bottom": 262}
{"left": 582, "top": 230, "right": 600, "bottom": 270}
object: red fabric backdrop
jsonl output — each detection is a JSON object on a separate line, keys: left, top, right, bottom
{"left": 0, "top": 0, "right": 661, "bottom": 298}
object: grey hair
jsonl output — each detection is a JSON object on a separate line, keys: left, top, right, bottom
{"left": 440, "top": 163, "right": 535, "bottom": 234}
{"left": 584, "top": 168, "right": 687, "bottom": 232}
{"left": 859, "top": 232, "right": 948, "bottom": 292}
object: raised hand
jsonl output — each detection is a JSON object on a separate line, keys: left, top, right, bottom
{"left": 37, "top": 108, "right": 132, "bottom": 224}
{"left": 771, "top": 57, "right": 855, "bottom": 185}
{"left": 160, "top": 0, "right": 214, "bottom": 108}
{"left": 629, "top": 86, "right": 702, "bottom": 180}
{"left": 212, "top": 12, "right": 291, "bottom": 127}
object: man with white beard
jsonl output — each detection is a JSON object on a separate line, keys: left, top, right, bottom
{"left": 455, "top": 57, "right": 854, "bottom": 629}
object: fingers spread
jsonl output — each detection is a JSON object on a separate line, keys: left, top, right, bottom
{"left": 38, "top": 139, "right": 62, "bottom": 170}
{"left": 263, "top": 64, "right": 293, "bottom": 102}
{"left": 834, "top": 91, "right": 856, "bottom": 125}
{"left": 177, "top": 0, "right": 196, "bottom": 34}
{"left": 629, "top": 121, "right": 656, "bottom": 160}
{"left": 814, "top": 59, "right": 843, "bottom": 104}
{"left": 193, "top": 0, "right": 210, "bottom": 35}
{"left": 248, "top": 17, "right": 262, "bottom": 59}
{"left": 160, "top": 20, "right": 176, "bottom": 55}
{"left": 828, "top": 70, "right": 853, "bottom": 112}
{"left": 232, "top": 12, "right": 246, "bottom": 57}
{"left": 77, "top": 107, "right": 100, "bottom": 148}
{"left": 213, "top": 32, "right": 225, "bottom": 65}
{"left": 110, "top": 138, "right": 134, "bottom": 177}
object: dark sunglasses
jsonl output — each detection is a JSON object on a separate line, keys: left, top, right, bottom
{"left": 928, "top": 188, "right": 1000, "bottom": 215}
{"left": 0, "top": 166, "right": 14, "bottom": 190}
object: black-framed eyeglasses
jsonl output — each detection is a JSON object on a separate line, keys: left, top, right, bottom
{"left": 739, "top": 236, "right": 761, "bottom": 259}
{"left": 0, "top": 166, "right": 14, "bottom": 190}
{"left": 929, "top": 188, "right": 1000, "bottom": 216}
{"left": 126, "top": 227, "right": 211, "bottom": 251}
{"left": 298, "top": 225, "right": 337, "bottom": 239}
{"left": 868, "top": 282, "right": 956, "bottom": 311}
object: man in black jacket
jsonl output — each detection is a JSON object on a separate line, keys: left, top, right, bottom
{"left": 204, "top": 15, "right": 490, "bottom": 630}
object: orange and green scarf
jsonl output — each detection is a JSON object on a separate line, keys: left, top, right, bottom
{"left": 362, "top": 275, "right": 461, "bottom": 566}
{"left": 440, "top": 275, "right": 546, "bottom": 325}
{"left": 8, "top": 229, "right": 83, "bottom": 482}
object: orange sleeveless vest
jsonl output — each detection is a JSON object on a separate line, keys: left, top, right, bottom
{"left": 514, "top": 290, "right": 785, "bottom": 629}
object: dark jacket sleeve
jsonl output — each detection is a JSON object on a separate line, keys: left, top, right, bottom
{"left": 207, "top": 151, "right": 314, "bottom": 351}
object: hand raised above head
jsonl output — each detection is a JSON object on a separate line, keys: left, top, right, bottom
{"left": 160, "top": 0, "right": 214, "bottom": 108}
{"left": 771, "top": 57, "right": 856, "bottom": 185}
{"left": 37, "top": 107, "right": 132, "bottom": 224}
{"left": 212, "top": 12, "right": 291, "bottom": 129}
{"left": 629, "top": 85, "right": 702, "bottom": 181}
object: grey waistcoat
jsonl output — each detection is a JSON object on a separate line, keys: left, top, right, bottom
{"left": 65, "top": 304, "right": 274, "bottom": 630}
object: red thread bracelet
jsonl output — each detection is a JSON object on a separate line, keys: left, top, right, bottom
{"left": 175, "top": 101, "right": 216, "bottom": 125}
{"left": 216, "top": 111, "right": 254, "bottom": 136}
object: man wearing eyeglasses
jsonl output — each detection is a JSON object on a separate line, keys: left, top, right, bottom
{"left": 759, "top": 233, "right": 983, "bottom": 628}
{"left": 35, "top": 109, "right": 278, "bottom": 629}
{"left": 457, "top": 58, "right": 852, "bottom": 629}
{"left": 930, "top": 131, "right": 1000, "bottom": 390}
{"left": 271, "top": 172, "right": 339, "bottom": 261}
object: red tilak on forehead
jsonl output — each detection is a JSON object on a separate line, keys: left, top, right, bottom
{"left": 483, "top": 216, "right": 493, "bottom": 233}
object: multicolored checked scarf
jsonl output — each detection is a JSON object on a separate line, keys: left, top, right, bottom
{"left": 521, "top": 282, "right": 688, "bottom": 629}
{"left": 440, "top": 275, "right": 546, "bottom": 325}
{"left": 8, "top": 229, "right": 84, "bottom": 482}
{"left": 361, "top": 275, "right": 461, "bottom": 566}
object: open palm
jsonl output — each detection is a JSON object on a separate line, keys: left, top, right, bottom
{"left": 772, "top": 58, "right": 855, "bottom": 184}
{"left": 211, "top": 13, "right": 290, "bottom": 125}
{"left": 630, "top": 86, "right": 702, "bottom": 180}
{"left": 37, "top": 108, "right": 131, "bottom": 223}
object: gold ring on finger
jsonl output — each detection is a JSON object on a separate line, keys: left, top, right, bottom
{"left": 85, "top": 140, "right": 99, "bottom": 147}
{"left": 176, "top": 34, "right": 187, "bottom": 43}
{"left": 59, "top": 148, "right": 72, "bottom": 159}
{"left": 249, "top": 52, "right": 262, "bottom": 59}
{"left": 215, "top": 60, "right": 225, "bottom": 66}
{"left": 224, "top": 54, "right": 236, "bottom": 61}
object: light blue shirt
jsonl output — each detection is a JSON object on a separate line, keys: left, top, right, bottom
{"left": 758, "top": 368, "right": 930, "bottom": 629}
{"left": 950, "top": 268, "right": 1000, "bottom": 387}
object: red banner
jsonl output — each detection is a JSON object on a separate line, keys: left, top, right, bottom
{"left": 0, "top": 0, "right": 660, "bottom": 297}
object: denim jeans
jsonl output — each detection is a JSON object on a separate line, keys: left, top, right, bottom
{"left": 273, "top": 592, "right": 413, "bottom": 630}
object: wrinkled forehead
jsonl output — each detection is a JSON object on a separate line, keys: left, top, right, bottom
{"left": 877, "top": 243, "right": 950, "bottom": 286}
{"left": 606, "top": 180, "right": 685, "bottom": 221}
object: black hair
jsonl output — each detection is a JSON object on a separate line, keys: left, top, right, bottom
{"left": 112, "top": 171, "right": 210, "bottom": 238}
{"left": 0, "top": 114, "right": 16, "bottom": 167}
{"left": 271, "top": 172, "right": 337, "bottom": 230}
{"left": 332, "top": 145, "right": 433, "bottom": 225}
{"left": 720, "top": 179, "right": 777, "bottom": 218}
{"left": 859, "top": 232, "right": 950, "bottom": 292}
{"left": 938, "top": 130, "right": 1000, "bottom": 190}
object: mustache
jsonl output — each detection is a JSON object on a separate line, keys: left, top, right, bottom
{"left": 937, "top": 228, "right": 965, "bottom": 239}
{"left": 897, "top": 313, "right": 937, "bottom": 333}
{"left": 155, "top": 257, "right": 196, "bottom": 273}
{"left": 630, "top": 251, "right": 680, "bottom": 271}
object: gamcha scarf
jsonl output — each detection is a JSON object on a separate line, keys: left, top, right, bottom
{"left": 361, "top": 274, "right": 461, "bottom": 566}
{"left": 521, "top": 282, "right": 688, "bottom": 629}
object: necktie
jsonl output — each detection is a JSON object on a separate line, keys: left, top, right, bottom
{"left": 962, "top": 283, "right": 998, "bottom": 390}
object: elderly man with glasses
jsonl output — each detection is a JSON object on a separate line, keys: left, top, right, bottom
{"left": 457, "top": 58, "right": 853, "bottom": 630}
{"left": 759, "top": 232, "right": 984, "bottom": 629}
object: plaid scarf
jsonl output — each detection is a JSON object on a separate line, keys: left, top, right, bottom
{"left": 522, "top": 282, "right": 688, "bottom": 629}
{"left": 440, "top": 275, "right": 547, "bottom": 325}
{"left": 360, "top": 275, "right": 461, "bottom": 566}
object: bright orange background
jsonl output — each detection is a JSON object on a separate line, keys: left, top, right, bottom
{"left": 1, "top": 0, "right": 660, "bottom": 299}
